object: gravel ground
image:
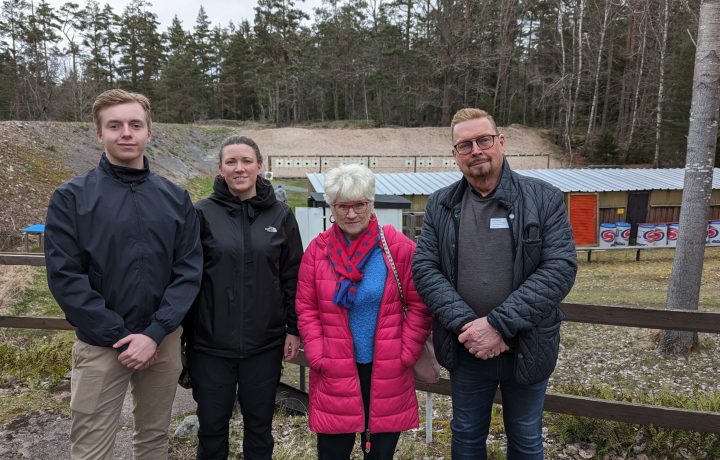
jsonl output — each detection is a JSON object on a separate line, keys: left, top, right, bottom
{"left": 0, "top": 385, "right": 197, "bottom": 459}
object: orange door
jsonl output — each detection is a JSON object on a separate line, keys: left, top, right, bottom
{"left": 568, "top": 193, "right": 598, "bottom": 246}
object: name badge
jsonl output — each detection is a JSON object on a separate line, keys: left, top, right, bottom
{"left": 490, "top": 218, "right": 509, "bottom": 229}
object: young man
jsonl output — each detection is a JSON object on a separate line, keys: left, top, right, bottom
{"left": 413, "top": 108, "right": 577, "bottom": 459}
{"left": 44, "top": 89, "right": 203, "bottom": 460}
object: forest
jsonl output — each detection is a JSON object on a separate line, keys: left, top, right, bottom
{"left": 0, "top": 0, "right": 715, "bottom": 166}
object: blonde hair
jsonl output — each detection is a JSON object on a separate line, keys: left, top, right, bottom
{"left": 323, "top": 163, "right": 375, "bottom": 205}
{"left": 92, "top": 89, "right": 152, "bottom": 131}
{"left": 450, "top": 108, "right": 498, "bottom": 140}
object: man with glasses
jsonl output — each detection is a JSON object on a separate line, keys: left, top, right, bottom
{"left": 413, "top": 108, "right": 577, "bottom": 459}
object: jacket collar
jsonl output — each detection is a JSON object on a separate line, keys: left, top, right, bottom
{"left": 208, "top": 175, "right": 275, "bottom": 220}
{"left": 442, "top": 157, "right": 515, "bottom": 210}
{"left": 99, "top": 153, "right": 150, "bottom": 184}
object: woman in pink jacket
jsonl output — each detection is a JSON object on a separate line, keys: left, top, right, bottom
{"left": 296, "top": 164, "right": 432, "bottom": 459}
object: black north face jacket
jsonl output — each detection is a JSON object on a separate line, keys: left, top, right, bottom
{"left": 45, "top": 154, "right": 203, "bottom": 347}
{"left": 412, "top": 159, "right": 578, "bottom": 384}
{"left": 183, "top": 177, "right": 303, "bottom": 358}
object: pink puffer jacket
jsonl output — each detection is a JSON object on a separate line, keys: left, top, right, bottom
{"left": 296, "top": 224, "right": 432, "bottom": 434}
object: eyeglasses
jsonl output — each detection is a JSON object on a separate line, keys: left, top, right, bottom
{"left": 332, "top": 201, "right": 370, "bottom": 216}
{"left": 453, "top": 135, "right": 499, "bottom": 155}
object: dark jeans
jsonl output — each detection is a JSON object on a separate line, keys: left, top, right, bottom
{"left": 188, "top": 346, "right": 283, "bottom": 460}
{"left": 450, "top": 350, "right": 548, "bottom": 460}
{"left": 316, "top": 362, "right": 401, "bottom": 460}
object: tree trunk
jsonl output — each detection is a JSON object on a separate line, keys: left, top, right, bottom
{"left": 624, "top": 8, "right": 648, "bottom": 161}
{"left": 584, "top": 0, "right": 611, "bottom": 154}
{"left": 558, "top": 0, "right": 573, "bottom": 158}
{"left": 658, "top": 0, "right": 720, "bottom": 355}
{"left": 333, "top": 80, "right": 339, "bottom": 121}
{"left": 653, "top": 0, "right": 670, "bottom": 168}
{"left": 523, "top": 16, "right": 534, "bottom": 125}
{"left": 404, "top": 0, "right": 412, "bottom": 52}
{"left": 569, "top": 0, "right": 586, "bottom": 135}
{"left": 600, "top": 34, "right": 614, "bottom": 131}
{"left": 363, "top": 74, "right": 369, "bottom": 124}
{"left": 441, "top": 68, "right": 451, "bottom": 126}
{"left": 275, "top": 78, "right": 281, "bottom": 127}
{"left": 493, "top": 0, "right": 519, "bottom": 125}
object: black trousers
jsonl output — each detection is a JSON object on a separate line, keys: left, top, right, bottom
{"left": 188, "top": 346, "right": 283, "bottom": 460}
{"left": 316, "top": 362, "right": 401, "bottom": 460}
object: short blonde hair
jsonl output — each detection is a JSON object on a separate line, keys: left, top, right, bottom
{"left": 323, "top": 164, "right": 375, "bottom": 205}
{"left": 92, "top": 89, "right": 152, "bottom": 131}
{"left": 450, "top": 108, "right": 498, "bottom": 140}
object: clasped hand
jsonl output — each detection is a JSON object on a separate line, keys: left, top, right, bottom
{"left": 458, "top": 317, "right": 508, "bottom": 360}
{"left": 113, "top": 334, "right": 159, "bottom": 370}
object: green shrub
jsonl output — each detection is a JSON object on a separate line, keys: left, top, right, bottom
{"left": 0, "top": 332, "right": 73, "bottom": 387}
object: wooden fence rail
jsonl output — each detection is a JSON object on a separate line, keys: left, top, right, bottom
{"left": 1, "top": 253, "right": 719, "bottom": 435}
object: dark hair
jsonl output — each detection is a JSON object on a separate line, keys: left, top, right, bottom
{"left": 217, "top": 135, "right": 269, "bottom": 187}
{"left": 218, "top": 135, "right": 263, "bottom": 164}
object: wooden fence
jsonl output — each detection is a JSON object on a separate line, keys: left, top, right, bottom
{"left": 1, "top": 252, "right": 719, "bottom": 436}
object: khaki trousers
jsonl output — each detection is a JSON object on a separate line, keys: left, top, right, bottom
{"left": 69, "top": 327, "right": 182, "bottom": 460}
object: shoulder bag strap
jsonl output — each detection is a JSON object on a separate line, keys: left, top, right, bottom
{"left": 378, "top": 226, "right": 407, "bottom": 313}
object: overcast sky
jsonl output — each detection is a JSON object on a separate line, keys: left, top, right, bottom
{"left": 46, "top": 0, "right": 324, "bottom": 32}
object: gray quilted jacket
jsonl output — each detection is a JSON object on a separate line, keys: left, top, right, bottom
{"left": 412, "top": 159, "right": 577, "bottom": 383}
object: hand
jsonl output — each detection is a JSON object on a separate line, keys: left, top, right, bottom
{"left": 114, "top": 334, "right": 159, "bottom": 369}
{"left": 283, "top": 334, "right": 300, "bottom": 362}
{"left": 458, "top": 317, "right": 508, "bottom": 360}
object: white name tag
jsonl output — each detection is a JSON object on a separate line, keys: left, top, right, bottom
{"left": 490, "top": 218, "right": 509, "bottom": 229}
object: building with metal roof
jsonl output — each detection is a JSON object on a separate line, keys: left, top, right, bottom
{"left": 308, "top": 168, "right": 720, "bottom": 195}
{"left": 307, "top": 168, "right": 720, "bottom": 246}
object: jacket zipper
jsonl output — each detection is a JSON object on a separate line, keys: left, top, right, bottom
{"left": 364, "top": 244, "right": 395, "bottom": 454}
{"left": 129, "top": 182, "right": 148, "bottom": 320}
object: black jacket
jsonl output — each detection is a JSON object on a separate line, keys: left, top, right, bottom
{"left": 412, "top": 159, "right": 577, "bottom": 383}
{"left": 44, "top": 154, "right": 203, "bottom": 347}
{"left": 184, "top": 177, "right": 303, "bottom": 358}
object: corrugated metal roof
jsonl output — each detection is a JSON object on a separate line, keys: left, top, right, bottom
{"left": 307, "top": 168, "right": 720, "bottom": 195}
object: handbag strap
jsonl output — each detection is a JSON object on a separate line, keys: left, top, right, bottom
{"left": 378, "top": 226, "right": 407, "bottom": 312}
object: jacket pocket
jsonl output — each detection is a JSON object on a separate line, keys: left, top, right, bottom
{"left": 522, "top": 223, "right": 542, "bottom": 276}
{"left": 514, "top": 322, "right": 561, "bottom": 385}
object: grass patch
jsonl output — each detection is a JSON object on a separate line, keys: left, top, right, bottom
{"left": 185, "top": 176, "right": 215, "bottom": 203}
{"left": 548, "top": 382, "right": 720, "bottom": 458}
{"left": 0, "top": 389, "right": 70, "bottom": 421}
{"left": 9, "top": 268, "right": 61, "bottom": 317}
{"left": 566, "top": 247, "right": 720, "bottom": 311}
{"left": 0, "top": 331, "right": 73, "bottom": 389}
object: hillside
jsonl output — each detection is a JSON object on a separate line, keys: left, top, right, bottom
{"left": 0, "top": 121, "right": 564, "bottom": 248}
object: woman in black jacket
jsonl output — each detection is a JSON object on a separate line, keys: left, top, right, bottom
{"left": 184, "top": 135, "right": 303, "bottom": 460}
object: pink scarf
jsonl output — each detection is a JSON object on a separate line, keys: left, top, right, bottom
{"left": 325, "top": 215, "right": 381, "bottom": 308}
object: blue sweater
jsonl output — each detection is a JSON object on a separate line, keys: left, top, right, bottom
{"left": 348, "top": 246, "right": 387, "bottom": 363}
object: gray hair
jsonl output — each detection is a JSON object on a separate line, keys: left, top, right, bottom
{"left": 323, "top": 163, "right": 375, "bottom": 205}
